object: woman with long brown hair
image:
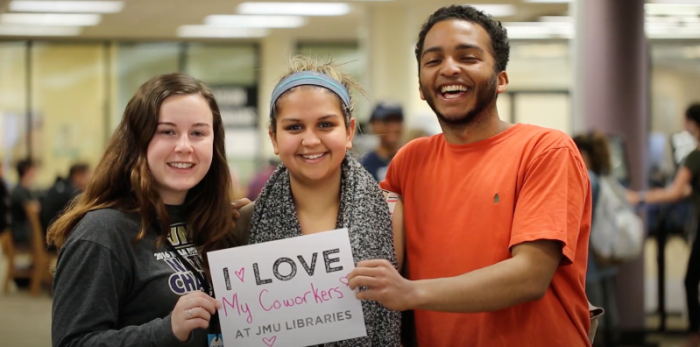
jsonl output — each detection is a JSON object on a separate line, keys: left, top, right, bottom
{"left": 48, "top": 73, "right": 238, "bottom": 346}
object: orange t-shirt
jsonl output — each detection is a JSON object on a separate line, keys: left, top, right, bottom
{"left": 380, "top": 123, "right": 591, "bottom": 347}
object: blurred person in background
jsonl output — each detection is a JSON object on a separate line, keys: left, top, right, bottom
{"left": 628, "top": 103, "right": 700, "bottom": 347}
{"left": 245, "top": 159, "right": 279, "bottom": 200}
{"left": 40, "top": 163, "right": 90, "bottom": 238}
{"left": 0, "top": 162, "right": 9, "bottom": 234}
{"left": 573, "top": 131, "right": 619, "bottom": 346}
{"left": 360, "top": 102, "right": 405, "bottom": 181}
{"left": 9, "top": 158, "right": 39, "bottom": 247}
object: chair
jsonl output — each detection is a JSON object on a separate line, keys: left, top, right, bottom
{"left": 0, "top": 207, "right": 57, "bottom": 296}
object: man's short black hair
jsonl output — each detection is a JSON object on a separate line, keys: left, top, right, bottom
{"left": 415, "top": 5, "right": 510, "bottom": 73}
{"left": 16, "top": 158, "right": 34, "bottom": 178}
{"left": 68, "top": 163, "right": 89, "bottom": 179}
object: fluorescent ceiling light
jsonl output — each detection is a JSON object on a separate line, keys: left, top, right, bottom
{"left": 503, "top": 22, "right": 573, "bottom": 39}
{"left": 539, "top": 16, "right": 572, "bottom": 22}
{"left": 9, "top": 1, "right": 124, "bottom": 13}
{"left": 0, "top": 24, "right": 81, "bottom": 36}
{"left": 645, "top": 4, "right": 700, "bottom": 15}
{"left": 237, "top": 2, "right": 351, "bottom": 16}
{"left": 204, "top": 15, "right": 307, "bottom": 28}
{"left": 177, "top": 25, "right": 268, "bottom": 38}
{"left": 0, "top": 13, "right": 101, "bottom": 26}
{"left": 470, "top": 4, "right": 516, "bottom": 17}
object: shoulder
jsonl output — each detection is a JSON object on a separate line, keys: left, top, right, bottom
{"left": 510, "top": 125, "right": 582, "bottom": 167}
{"left": 514, "top": 124, "right": 578, "bottom": 152}
{"left": 66, "top": 208, "right": 141, "bottom": 249}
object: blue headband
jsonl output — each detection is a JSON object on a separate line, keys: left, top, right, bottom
{"left": 269, "top": 71, "right": 351, "bottom": 117}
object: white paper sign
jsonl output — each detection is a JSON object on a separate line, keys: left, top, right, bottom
{"left": 207, "top": 228, "right": 367, "bottom": 347}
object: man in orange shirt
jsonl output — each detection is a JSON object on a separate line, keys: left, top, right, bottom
{"left": 347, "top": 5, "right": 592, "bottom": 347}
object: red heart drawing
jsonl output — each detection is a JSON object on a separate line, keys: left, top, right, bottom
{"left": 339, "top": 276, "right": 349, "bottom": 286}
{"left": 234, "top": 267, "right": 245, "bottom": 282}
{"left": 262, "top": 336, "right": 277, "bottom": 347}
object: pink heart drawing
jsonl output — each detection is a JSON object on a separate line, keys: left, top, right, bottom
{"left": 262, "top": 336, "right": 277, "bottom": 347}
{"left": 234, "top": 267, "right": 245, "bottom": 282}
{"left": 339, "top": 276, "right": 349, "bottom": 287}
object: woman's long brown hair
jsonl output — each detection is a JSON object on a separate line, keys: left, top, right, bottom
{"left": 47, "top": 73, "right": 238, "bottom": 274}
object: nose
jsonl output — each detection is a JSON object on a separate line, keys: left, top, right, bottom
{"left": 175, "top": 133, "right": 193, "bottom": 153}
{"left": 440, "top": 57, "right": 460, "bottom": 77}
{"left": 301, "top": 129, "right": 321, "bottom": 147}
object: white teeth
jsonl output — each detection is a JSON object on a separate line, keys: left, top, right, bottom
{"left": 169, "top": 163, "right": 193, "bottom": 169}
{"left": 441, "top": 85, "right": 468, "bottom": 93}
{"left": 302, "top": 153, "right": 325, "bottom": 159}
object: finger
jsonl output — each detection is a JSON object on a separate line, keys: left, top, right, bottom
{"left": 180, "top": 291, "right": 212, "bottom": 301}
{"left": 232, "top": 209, "right": 241, "bottom": 220}
{"left": 355, "top": 289, "right": 379, "bottom": 302}
{"left": 348, "top": 276, "right": 381, "bottom": 290}
{"left": 187, "top": 307, "right": 212, "bottom": 322}
{"left": 348, "top": 267, "right": 384, "bottom": 279}
{"left": 233, "top": 198, "right": 251, "bottom": 209}
{"left": 356, "top": 259, "right": 392, "bottom": 268}
{"left": 185, "top": 297, "right": 218, "bottom": 315}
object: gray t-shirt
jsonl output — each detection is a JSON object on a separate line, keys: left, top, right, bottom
{"left": 52, "top": 206, "right": 211, "bottom": 347}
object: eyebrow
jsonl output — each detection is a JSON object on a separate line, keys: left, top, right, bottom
{"left": 280, "top": 115, "right": 340, "bottom": 123}
{"left": 157, "top": 122, "right": 211, "bottom": 128}
{"left": 421, "top": 44, "right": 484, "bottom": 59}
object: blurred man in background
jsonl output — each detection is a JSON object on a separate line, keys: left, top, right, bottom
{"left": 40, "top": 163, "right": 90, "bottom": 237}
{"left": 9, "top": 158, "right": 39, "bottom": 247}
{"left": 360, "top": 102, "right": 405, "bottom": 181}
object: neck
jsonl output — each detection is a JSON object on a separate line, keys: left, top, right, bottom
{"left": 289, "top": 168, "right": 342, "bottom": 217}
{"left": 375, "top": 145, "right": 397, "bottom": 159}
{"left": 440, "top": 106, "right": 510, "bottom": 145}
{"left": 20, "top": 178, "right": 31, "bottom": 188}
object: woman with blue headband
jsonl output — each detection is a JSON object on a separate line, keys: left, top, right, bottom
{"left": 234, "top": 56, "right": 402, "bottom": 346}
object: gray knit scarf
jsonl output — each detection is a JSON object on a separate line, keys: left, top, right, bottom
{"left": 248, "top": 153, "right": 401, "bottom": 347}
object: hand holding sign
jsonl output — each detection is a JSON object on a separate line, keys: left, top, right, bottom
{"left": 208, "top": 228, "right": 367, "bottom": 347}
{"left": 348, "top": 259, "right": 417, "bottom": 312}
{"left": 171, "top": 291, "right": 222, "bottom": 342}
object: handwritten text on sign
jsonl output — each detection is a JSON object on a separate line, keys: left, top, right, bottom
{"left": 207, "top": 228, "right": 367, "bottom": 347}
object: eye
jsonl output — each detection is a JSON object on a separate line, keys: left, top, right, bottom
{"left": 191, "top": 131, "right": 206, "bottom": 137}
{"left": 159, "top": 129, "right": 175, "bottom": 135}
{"left": 461, "top": 56, "right": 478, "bottom": 62}
{"left": 318, "top": 122, "right": 335, "bottom": 128}
{"left": 285, "top": 124, "right": 302, "bottom": 131}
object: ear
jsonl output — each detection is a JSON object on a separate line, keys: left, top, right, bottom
{"left": 496, "top": 70, "right": 509, "bottom": 94}
{"left": 419, "top": 83, "right": 426, "bottom": 101}
{"left": 346, "top": 118, "right": 356, "bottom": 149}
{"left": 268, "top": 125, "right": 279, "bottom": 155}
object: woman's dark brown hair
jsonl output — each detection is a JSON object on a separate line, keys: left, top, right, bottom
{"left": 573, "top": 131, "right": 612, "bottom": 176}
{"left": 47, "top": 73, "right": 237, "bottom": 273}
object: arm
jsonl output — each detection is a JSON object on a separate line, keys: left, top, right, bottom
{"left": 408, "top": 240, "right": 561, "bottom": 312}
{"left": 628, "top": 166, "right": 692, "bottom": 205}
{"left": 52, "top": 240, "right": 188, "bottom": 347}
{"left": 349, "top": 240, "right": 561, "bottom": 312}
{"left": 231, "top": 201, "right": 255, "bottom": 246}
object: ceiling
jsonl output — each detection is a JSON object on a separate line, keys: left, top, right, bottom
{"left": 0, "top": 0, "right": 569, "bottom": 40}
